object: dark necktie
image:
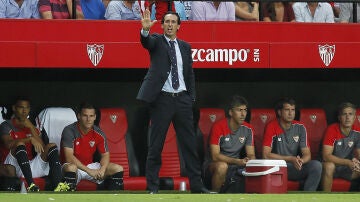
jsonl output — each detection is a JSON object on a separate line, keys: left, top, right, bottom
{"left": 169, "top": 40, "right": 179, "bottom": 90}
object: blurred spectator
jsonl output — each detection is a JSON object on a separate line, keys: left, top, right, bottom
{"left": 261, "top": 2, "right": 295, "bottom": 22}
{"left": 151, "top": 1, "right": 186, "bottom": 21}
{"left": 81, "top": 0, "right": 109, "bottom": 19}
{"left": 39, "top": 0, "right": 84, "bottom": 19}
{"left": 105, "top": 0, "right": 141, "bottom": 20}
{"left": 293, "top": 2, "right": 334, "bottom": 23}
{"left": 0, "top": 0, "right": 40, "bottom": 18}
{"left": 190, "top": 1, "right": 235, "bottom": 21}
{"left": 180, "top": 0, "right": 191, "bottom": 20}
{"left": 234, "top": 1, "right": 259, "bottom": 21}
{"left": 329, "top": 2, "right": 340, "bottom": 19}
{"left": 151, "top": 0, "right": 175, "bottom": 20}
{"left": 339, "top": 2, "right": 360, "bottom": 23}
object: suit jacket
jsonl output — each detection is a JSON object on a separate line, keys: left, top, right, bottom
{"left": 137, "top": 32, "right": 196, "bottom": 103}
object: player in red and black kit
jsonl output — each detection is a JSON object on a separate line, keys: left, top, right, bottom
{"left": 262, "top": 97, "right": 322, "bottom": 191}
{"left": 204, "top": 95, "right": 255, "bottom": 192}
{"left": 61, "top": 102, "right": 123, "bottom": 190}
{"left": 322, "top": 102, "right": 360, "bottom": 192}
{"left": 0, "top": 96, "right": 65, "bottom": 191}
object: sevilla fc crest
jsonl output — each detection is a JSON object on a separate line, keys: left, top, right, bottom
{"left": 348, "top": 141, "right": 354, "bottom": 148}
{"left": 239, "top": 137, "right": 245, "bottom": 144}
{"left": 209, "top": 114, "right": 217, "bottom": 123}
{"left": 89, "top": 141, "right": 95, "bottom": 147}
{"left": 110, "top": 115, "right": 117, "bottom": 124}
{"left": 260, "top": 115, "right": 268, "bottom": 123}
{"left": 87, "top": 44, "right": 104, "bottom": 67}
{"left": 318, "top": 44, "right": 335, "bottom": 67}
{"left": 310, "top": 115, "right": 317, "bottom": 123}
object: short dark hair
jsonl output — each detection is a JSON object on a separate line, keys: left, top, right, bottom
{"left": 13, "top": 95, "right": 31, "bottom": 105}
{"left": 161, "top": 11, "right": 181, "bottom": 25}
{"left": 274, "top": 97, "right": 296, "bottom": 118}
{"left": 337, "top": 102, "right": 356, "bottom": 116}
{"left": 229, "top": 95, "right": 248, "bottom": 110}
{"left": 77, "top": 102, "right": 96, "bottom": 114}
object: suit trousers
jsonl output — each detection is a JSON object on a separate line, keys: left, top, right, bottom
{"left": 146, "top": 92, "right": 202, "bottom": 191}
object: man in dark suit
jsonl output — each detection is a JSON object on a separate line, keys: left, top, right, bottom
{"left": 137, "top": 9, "right": 210, "bottom": 194}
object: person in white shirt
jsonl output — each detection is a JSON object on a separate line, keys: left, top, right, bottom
{"left": 293, "top": 2, "right": 334, "bottom": 23}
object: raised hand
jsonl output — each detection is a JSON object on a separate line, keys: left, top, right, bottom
{"left": 141, "top": 9, "right": 157, "bottom": 31}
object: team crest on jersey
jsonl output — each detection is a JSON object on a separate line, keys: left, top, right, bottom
{"left": 87, "top": 44, "right": 104, "bottom": 67}
{"left": 225, "top": 137, "right": 230, "bottom": 142}
{"left": 89, "top": 141, "right": 95, "bottom": 147}
{"left": 209, "top": 114, "right": 217, "bottom": 123}
{"left": 260, "top": 115, "right": 268, "bottom": 123}
{"left": 348, "top": 141, "right": 354, "bottom": 148}
{"left": 318, "top": 44, "right": 335, "bottom": 67}
{"left": 293, "top": 136, "right": 299, "bottom": 143}
{"left": 278, "top": 137, "right": 282, "bottom": 142}
{"left": 337, "top": 142, "right": 342, "bottom": 146}
{"left": 310, "top": 115, "right": 317, "bottom": 123}
{"left": 239, "top": 137, "right": 245, "bottom": 144}
{"left": 110, "top": 115, "right": 117, "bottom": 124}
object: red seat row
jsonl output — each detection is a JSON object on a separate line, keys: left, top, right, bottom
{"left": 198, "top": 108, "right": 354, "bottom": 192}
{"left": 22, "top": 107, "right": 359, "bottom": 191}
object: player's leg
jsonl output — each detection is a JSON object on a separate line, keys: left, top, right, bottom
{"left": 104, "top": 163, "right": 124, "bottom": 190}
{"left": 62, "top": 163, "right": 78, "bottom": 191}
{"left": 322, "top": 161, "right": 335, "bottom": 192}
{"left": 7, "top": 142, "right": 38, "bottom": 191}
{"left": 41, "top": 143, "right": 62, "bottom": 190}
{"left": 0, "top": 164, "right": 18, "bottom": 191}
{"left": 208, "top": 162, "right": 228, "bottom": 192}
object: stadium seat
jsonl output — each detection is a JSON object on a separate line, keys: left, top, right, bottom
{"left": 196, "top": 108, "right": 225, "bottom": 160}
{"left": 249, "top": 108, "right": 276, "bottom": 159}
{"left": 93, "top": 108, "right": 147, "bottom": 190}
{"left": 299, "top": 108, "right": 327, "bottom": 161}
{"left": 353, "top": 108, "right": 360, "bottom": 129}
{"left": 35, "top": 107, "right": 77, "bottom": 152}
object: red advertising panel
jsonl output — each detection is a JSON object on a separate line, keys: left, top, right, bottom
{"left": 1, "top": 20, "right": 360, "bottom": 69}
{"left": 270, "top": 43, "right": 360, "bottom": 68}
{"left": 36, "top": 42, "right": 269, "bottom": 68}
{"left": 0, "top": 42, "right": 36, "bottom": 67}
{"left": 191, "top": 43, "right": 269, "bottom": 68}
{"left": 37, "top": 42, "right": 149, "bottom": 68}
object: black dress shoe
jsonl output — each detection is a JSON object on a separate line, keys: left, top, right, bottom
{"left": 191, "top": 186, "right": 213, "bottom": 194}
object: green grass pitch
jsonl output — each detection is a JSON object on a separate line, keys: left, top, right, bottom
{"left": 1, "top": 192, "right": 359, "bottom": 202}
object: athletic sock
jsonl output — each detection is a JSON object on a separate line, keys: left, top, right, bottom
{"left": 47, "top": 146, "right": 62, "bottom": 188}
{"left": 106, "top": 171, "right": 124, "bottom": 190}
{"left": 63, "top": 171, "right": 77, "bottom": 188}
{"left": 14, "top": 145, "right": 33, "bottom": 186}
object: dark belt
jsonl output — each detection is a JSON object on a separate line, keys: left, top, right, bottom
{"left": 160, "top": 91, "right": 187, "bottom": 97}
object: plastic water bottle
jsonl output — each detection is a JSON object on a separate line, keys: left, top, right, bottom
{"left": 20, "top": 181, "right": 27, "bottom": 194}
{"left": 179, "top": 181, "right": 186, "bottom": 191}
